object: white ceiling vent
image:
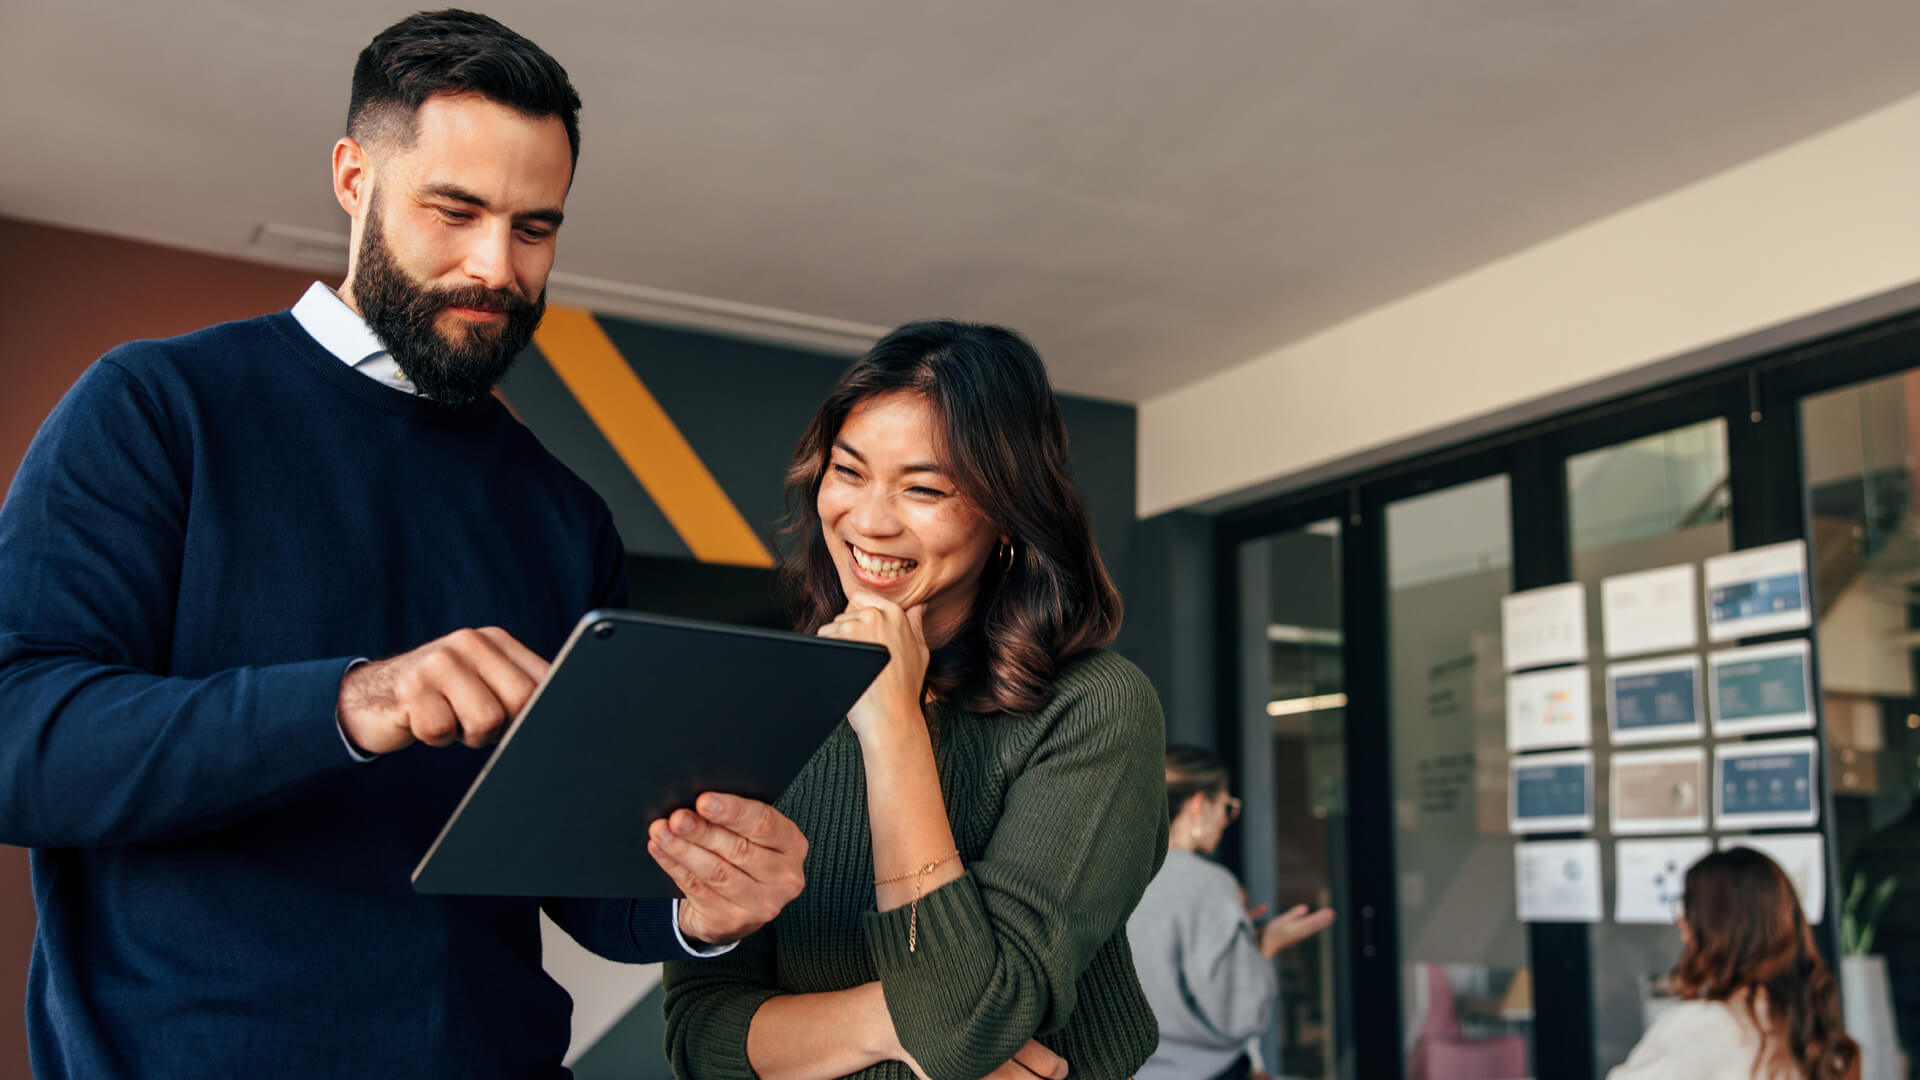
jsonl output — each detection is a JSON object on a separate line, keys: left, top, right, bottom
{"left": 543, "top": 271, "right": 882, "bottom": 356}
{"left": 247, "top": 222, "right": 350, "bottom": 271}
{"left": 245, "top": 223, "right": 881, "bottom": 356}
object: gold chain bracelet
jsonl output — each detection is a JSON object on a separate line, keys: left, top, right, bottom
{"left": 874, "top": 850, "right": 959, "bottom": 953}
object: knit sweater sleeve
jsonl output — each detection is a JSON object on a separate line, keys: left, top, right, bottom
{"left": 661, "top": 921, "right": 781, "bottom": 1079}
{"left": 864, "top": 652, "right": 1168, "bottom": 1080}
{"left": 541, "top": 897, "right": 686, "bottom": 964}
{"left": 0, "top": 358, "right": 361, "bottom": 848}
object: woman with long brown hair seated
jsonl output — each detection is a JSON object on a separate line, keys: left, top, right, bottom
{"left": 1608, "top": 847, "right": 1859, "bottom": 1080}
{"left": 660, "top": 321, "right": 1168, "bottom": 1079}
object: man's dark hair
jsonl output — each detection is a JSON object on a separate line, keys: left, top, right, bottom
{"left": 348, "top": 9, "right": 582, "bottom": 168}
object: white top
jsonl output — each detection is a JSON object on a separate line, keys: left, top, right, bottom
{"left": 1607, "top": 999, "right": 1801, "bottom": 1080}
{"left": 290, "top": 281, "right": 416, "bottom": 394}
{"left": 286, "top": 283, "right": 724, "bottom": 959}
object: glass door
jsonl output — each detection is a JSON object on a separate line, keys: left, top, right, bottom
{"left": 1563, "top": 420, "right": 1733, "bottom": 1075}
{"left": 1382, "top": 475, "right": 1532, "bottom": 1080}
{"left": 1235, "top": 519, "right": 1351, "bottom": 1078}
{"left": 1803, "top": 372, "right": 1920, "bottom": 1079}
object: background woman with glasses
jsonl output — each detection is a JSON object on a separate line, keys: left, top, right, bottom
{"left": 1126, "top": 745, "right": 1336, "bottom": 1080}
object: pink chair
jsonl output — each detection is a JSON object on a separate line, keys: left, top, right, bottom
{"left": 1408, "top": 966, "right": 1530, "bottom": 1080}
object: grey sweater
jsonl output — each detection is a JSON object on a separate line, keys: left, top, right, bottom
{"left": 1125, "top": 848, "right": 1277, "bottom": 1080}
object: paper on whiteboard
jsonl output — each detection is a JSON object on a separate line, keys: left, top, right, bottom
{"left": 1709, "top": 640, "right": 1814, "bottom": 736}
{"left": 1506, "top": 666, "right": 1592, "bottom": 753}
{"left": 1602, "top": 565, "right": 1698, "bottom": 659}
{"left": 1718, "top": 832, "right": 1826, "bottom": 924}
{"left": 1615, "top": 837, "right": 1711, "bottom": 924}
{"left": 1517, "top": 839, "right": 1603, "bottom": 923}
{"left": 1509, "top": 749, "right": 1594, "bottom": 834}
{"left": 1503, "top": 583, "right": 1588, "bottom": 672}
{"left": 1610, "top": 746, "right": 1707, "bottom": 835}
{"left": 1715, "top": 738, "right": 1819, "bottom": 830}
{"left": 1607, "top": 654, "right": 1704, "bottom": 746}
{"left": 1705, "top": 542, "right": 1810, "bottom": 642}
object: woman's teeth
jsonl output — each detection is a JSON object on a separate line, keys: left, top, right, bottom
{"left": 852, "top": 546, "right": 918, "bottom": 579}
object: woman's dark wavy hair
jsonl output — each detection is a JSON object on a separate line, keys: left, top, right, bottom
{"left": 1673, "top": 847, "right": 1860, "bottom": 1080}
{"left": 780, "top": 320, "right": 1122, "bottom": 714}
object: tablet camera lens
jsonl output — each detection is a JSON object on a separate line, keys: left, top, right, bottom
{"left": 592, "top": 621, "right": 615, "bottom": 640}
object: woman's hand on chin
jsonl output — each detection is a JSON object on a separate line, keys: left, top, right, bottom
{"left": 817, "top": 591, "right": 929, "bottom": 744}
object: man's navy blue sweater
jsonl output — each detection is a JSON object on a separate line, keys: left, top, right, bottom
{"left": 0, "top": 311, "right": 683, "bottom": 1077}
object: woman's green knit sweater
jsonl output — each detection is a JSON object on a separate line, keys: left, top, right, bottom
{"left": 663, "top": 649, "right": 1168, "bottom": 1080}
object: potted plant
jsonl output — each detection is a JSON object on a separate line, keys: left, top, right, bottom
{"left": 1841, "top": 871, "right": 1902, "bottom": 1080}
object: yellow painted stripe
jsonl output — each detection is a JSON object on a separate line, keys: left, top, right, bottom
{"left": 533, "top": 307, "right": 775, "bottom": 567}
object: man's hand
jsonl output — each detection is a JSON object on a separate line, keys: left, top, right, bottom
{"left": 1257, "top": 903, "right": 1336, "bottom": 958}
{"left": 336, "top": 627, "right": 548, "bottom": 755}
{"left": 648, "top": 792, "right": 808, "bottom": 946}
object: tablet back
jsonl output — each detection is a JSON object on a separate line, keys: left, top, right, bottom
{"left": 412, "top": 609, "right": 887, "bottom": 898}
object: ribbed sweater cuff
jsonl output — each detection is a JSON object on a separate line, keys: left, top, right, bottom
{"left": 627, "top": 898, "right": 678, "bottom": 959}
{"left": 285, "top": 655, "right": 377, "bottom": 771}
{"left": 864, "top": 872, "right": 1000, "bottom": 1079}
{"left": 698, "top": 986, "right": 782, "bottom": 1080}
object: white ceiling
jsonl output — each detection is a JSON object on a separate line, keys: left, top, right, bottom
{"left": 5, "top": 1, "right": 1920, "bottom": 402}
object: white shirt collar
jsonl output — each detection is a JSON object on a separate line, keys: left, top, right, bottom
{"left": 289, "top": 282, "right": 415, "bottom": 394}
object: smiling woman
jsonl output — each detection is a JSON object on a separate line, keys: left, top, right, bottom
{"left": 662, "top": 321, "right": 1169, "bottom": 1080}
{"left": 784, "top": 321, "right": 1125, "bottom": 715}
{"left": 814, "top": 393, "right": 1003, "bottom": 657}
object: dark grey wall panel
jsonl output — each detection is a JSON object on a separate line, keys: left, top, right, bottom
{"left": 1122, "top": 510, "right": 1217, "bottom": 746}
{"left": 1056, "top": 394, "right": 1139, "bottom": 649}
{"left": 500, "top": 347, "right": 690, "bottom": 560}
{"left": 594, "top": 319, "right": 849, "bottom": 553}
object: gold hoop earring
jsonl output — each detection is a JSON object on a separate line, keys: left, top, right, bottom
{"left": 997, "top": 540, "right": 1015, "bottom": 576}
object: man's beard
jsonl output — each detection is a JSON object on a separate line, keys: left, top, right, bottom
{"left": 351, "top": 203, "right": 546, "bottom": 409}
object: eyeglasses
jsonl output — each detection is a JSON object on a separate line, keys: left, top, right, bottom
{"left": 1221, "top": 795, "right": 1243, "bottom": 823}
{"left": 1668, "top": 894, "right": 1686, "bottom": 920}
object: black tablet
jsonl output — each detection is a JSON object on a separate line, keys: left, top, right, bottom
{"left": 411, "top": 609, "right": 887, "bottom": 898}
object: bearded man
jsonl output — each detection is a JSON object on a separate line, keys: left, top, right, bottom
{"left": 0, "top": 11, "right": 806, "bottom": 1078}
